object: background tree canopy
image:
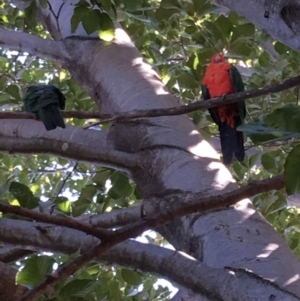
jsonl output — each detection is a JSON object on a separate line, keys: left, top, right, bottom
{"left": 1, "top": 0, "right": 300, "bottom": 300}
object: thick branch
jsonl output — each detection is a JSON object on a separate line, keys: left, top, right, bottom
{"left": 0, "top": 120, "right": 137, "bottom": 172}
{"left": 0, "top": 219, "right": 298, "bottom": 301}
{"left": 17, "top": 214, "right": 164, "bottom": 301}
{"left": 0, "top": 28, "right": 67, "bottom": 62}
{"left": 1, "top": 175, "right": 283, "bottom": 239}
{"left": 82, "top": 175, "right": 285, "bottom": 229}
{"left": 0, "top": 176, "right": 285, "bottom": 300}
{"left": 0, "top": 136, "right": 134, "bottom": 171}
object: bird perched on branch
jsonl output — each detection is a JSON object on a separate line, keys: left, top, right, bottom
{"left": 23, "top": 84, "right": 66, "bottom": 131}
{"left": 201, "top": 53, "right": 246, "bottom": 165}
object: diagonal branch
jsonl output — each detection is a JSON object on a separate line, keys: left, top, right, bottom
{"left": 84, "top": 75, "right": 300, "bottom": 127}
{"left": 0, "top": 28, "right": 67, "bottom": 62}
{"left": 17, "top": 213, "right": 159, "bottom": 301}
{"left": 81, "top": 175, "right": 285, "bottom": 229}
{"left": 3, "top": 175, "right": 285, "bottom": 300}
{"left": 0, "top": 176, "right": 285, "bottom": 238}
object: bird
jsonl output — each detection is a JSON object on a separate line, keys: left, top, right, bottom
{"left": 23, "top": 84, "right": 66, "bottom": 131}
{"left": 201, "top": 53, "right": 246, "bottom": 166}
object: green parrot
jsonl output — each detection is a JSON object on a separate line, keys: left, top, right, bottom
{"left": 23, "top": 84, "right": 66, "bottom": 131}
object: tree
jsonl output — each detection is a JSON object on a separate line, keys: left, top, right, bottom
{"left": 1, "top": 0, "right": 300, "bottom": 300}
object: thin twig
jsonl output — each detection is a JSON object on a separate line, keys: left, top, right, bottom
{"left": 0, "top": 111, "right": 102, "bottom": 120}
{"left": 1, "top": 75, "right": 300, "bottom": 128}
{"left": 83, "top": 74, "right": 300, "bottom": 128}
{"left": 55, "top": 162, "right": 78, "bottom": 198}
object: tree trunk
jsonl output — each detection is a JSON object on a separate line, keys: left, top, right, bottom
{"left": 1, "top": 0, "right": 300, "bottom": 300}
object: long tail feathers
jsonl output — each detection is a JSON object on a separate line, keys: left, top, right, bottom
{"left": 38, "top": 105, "right": 65, "bottom": 131}
{"left": 219, "top": 123, "right": 244, "bottom": 165}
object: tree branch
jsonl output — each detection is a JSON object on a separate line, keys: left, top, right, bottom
{"left": 1, "top": 219, "right": 298, "bottom": 301}
{"left": 2, "top": 74, "right": 299, "bottom": 127}
{"left": 0, "top": 246, "right": 33, "bottom": 263}
{"left": 0, "top": 28, "right": 67, "bottom": 62}
{"left": 0, "top": 262, "right": 28, "bottom": 301}
{"left": 0, "top": 175, "right": 285, "bottom": 300}
{"left": 142, "top": 175, "right": 285, "bottom": 221}
{"left": 0, "top": 120, "right": 137, "bottom": 172}
{"left": 81, "top": 175, "right": 285, "bottom": 229}
{"left": 0, "top": 111, "right": 102, "bottom": 120}
{"left": 1, "top": 175, "right": 284, "bottom": 245}
{"left": 77, "top": 205, "right": 140, "bottom": 228}
{"left": 0, "top": 202, "right": 112, "bottom": 240}
{"left": 84, "top": 75, "right": 300, "bottom": 127}
{"left": 17, "top": 215, "right": 164, "bottom": 301}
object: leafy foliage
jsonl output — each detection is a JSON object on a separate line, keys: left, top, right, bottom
{"left": 1, "top": 0, "right": 300, "bottom": 299}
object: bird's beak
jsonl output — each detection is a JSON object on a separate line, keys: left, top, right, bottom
{"left": 214, "top": 55, "right": 222, "bottom": 63}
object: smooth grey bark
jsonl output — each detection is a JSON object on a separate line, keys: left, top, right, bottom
{"left": 0, "top": 0, "right": 300, "bottom": 300}
{"left": 1, "top": 218, "right": 299, "bottom": 301}
{"left": 0, "top": 120, "right": 137, "bottom": 172}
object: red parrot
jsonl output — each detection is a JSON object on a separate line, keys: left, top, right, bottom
{"left": 201, "top": 53, "right": 246, "bottom": 165}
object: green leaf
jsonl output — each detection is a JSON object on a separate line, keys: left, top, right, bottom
{"left": 238, "top": 120, "right": 299, "bottom": 144}
{"left": 122, "top": 0, "right": 140, "bottom": 11}
{"left": 72, "top": 198, "right": 90, "bottom": 217}
{"left": 92, "top": 170, "right": 111, "bottom": 187}
{"left": 98, "top": 13, "right": 115, "bottom": 41}
{"left": 177, "top": 71, "right": 198, "bottom": 88}
{"left": 110, "top": 172, "right": 133, "bottom": 197}
{"left": 55, "top": 196, "right": 71, "bottom": 214}
{"left": 59, "top": 279, "right": 98, "bottom": 298}
{"left": 185, "top": 25, "right": 197, "bottom": 35}
{"left": 5, "top": 84, "right": 21, "bottom": 101}
{"left": 16, "top": 255, "right": 54, "bottom": 286}
{"left": 249, "top": 153, "right": 260, "bottom": 168}
{"left": 82, "top": 9, "right": 114, "bottom": 36}
{"left": 79, "top": 185, "right": 97, "bottom": 202}
{"left": 100, "top": 0, "right": 112, "bottom": 12}
{"left": 71, "top": 5, "right": 90, "bottom": 33}
{"left": 285, "top": 144, "right": 300, "bottom": 195}
{"left": 261, "top": 153, "right": 276, "bottom": 172}
{"left": 82, "top": 9, "right": 102, "bottom": 34}
{"left": 264, "top": 105, "right": 300, "bottom": 133}
{"left": 24, "top": 1, "right": 37, "bottom": 28}
{"left": 9, "top": 182, "right": 39, "bottom": 209}
{"left": 121, "top": 269, "right": 143, "bottom": 285}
